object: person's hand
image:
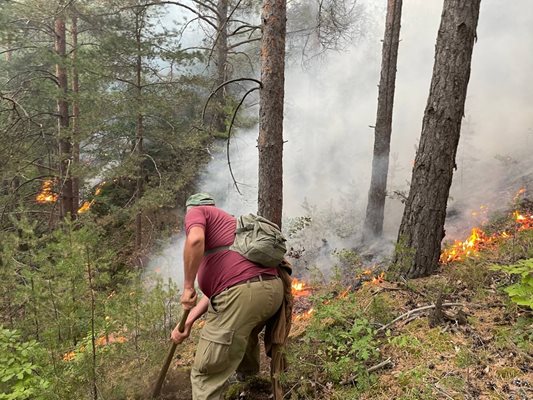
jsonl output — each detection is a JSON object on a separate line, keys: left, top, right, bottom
{"left": 180, "top": 287, "right": 197, "bottom": 310}
{"left": 170, "top": 322, "right": 192, "bottom": 344}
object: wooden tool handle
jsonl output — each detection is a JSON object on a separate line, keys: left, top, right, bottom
{"left": 151, "top": 309, "right": 191, "bottom": 399}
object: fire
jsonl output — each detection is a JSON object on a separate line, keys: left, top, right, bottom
{"left": 36, "top": 180, "right": 58, "bottom": 203}
{"left": 440, "top": 205, "right": 533, "bottom": 264}
{"left": 95, "top": 333, "right": 127, "bottom": 346}
{"left": 440, "top": 227, "right": 488, "bottom": 264}
{"left": 513, "top": 210, "right": 533, "bottom": 230}
{"left": 363, "top": 272, "right": 385, "bottom": 286}
{"left": 78, "top": 182, "right": 105, "bottom": 214}
{"left": 62, "top": 332, "right": 127, "bottom": 362}
{"left": 294, "top": 307, "right": 314, "bottom": 321}
{"left": 78, "top": 201, "right": 91, "bottom": 213}
{"left": 292, "top": 278, "right": 311, "bottom": 297}
{"left": 62, "top": 351, "right": 75, "bottom": 361}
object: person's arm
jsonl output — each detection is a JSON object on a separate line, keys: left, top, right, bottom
{"left": 171, "top": 296, "right": 209, "bottom": 344}
{"left": 180, "top": 226, "right": 205, "bottom": 309}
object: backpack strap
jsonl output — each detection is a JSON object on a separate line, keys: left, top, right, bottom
{"left": 204, "top": 245, "right": 230, "bottom": 256}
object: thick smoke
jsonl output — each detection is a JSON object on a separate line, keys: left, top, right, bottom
{"left": 148, "top": 0, "right": 533, "bottom": 284}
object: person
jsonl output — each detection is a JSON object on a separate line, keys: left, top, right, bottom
{"left": 170, "top": 193, "right": 285, "bottom": 400}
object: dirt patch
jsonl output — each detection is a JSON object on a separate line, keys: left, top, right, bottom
{"left": 159, "top": 368, "right": 192, "bottom": 400}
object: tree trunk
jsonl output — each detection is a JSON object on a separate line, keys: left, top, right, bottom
{"left": 134, "top": 11, "right": 144, "bottom": 260}
{"left": 393, "top": 0, "right": 481, "bottom": 278}
{"left": 258, "top": 0, "right": 286, "bottom": 228}
{"left": 55, "top": 16, "right": 74, "bottom": 220}
{"left": 363, "top": 0, "right": 403, "bottom": 240}
{"left": 71, "top": 13, "right": 80, "bottom": 217}
{"left": 5, "top": 33, "right": 13, "bottom": 62}
{"left": 213, "top": 0, "right": 229, "bottom": 134}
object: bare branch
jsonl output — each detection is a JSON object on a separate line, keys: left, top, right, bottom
{"left": 226, "top": 86, "right": 260, "bottom": 195}
{"left": 376, "top": 303, "right": 464, "bottom": 333}
{"left": 202, "top": 77, "right": 262, "bottom": 123}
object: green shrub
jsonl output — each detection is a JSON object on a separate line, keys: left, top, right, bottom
{"left": 0, "top": 328, "right": 51, "bottom": 400}
{"left": 491, "top": 258, "right": 533, "bottom": 309}
{"left": 287, "top": 293, "right": 380, "bottom": 395}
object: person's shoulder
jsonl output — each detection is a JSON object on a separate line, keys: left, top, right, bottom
{"left": 202, "top": 205, "right": 228, "bottom": 216}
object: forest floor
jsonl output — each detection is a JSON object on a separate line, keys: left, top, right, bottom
{"left": 159, "top": 266, "right": 532, "bottom": 399}
{"left": 155, "top": 227, "right": 532, "bottom": 400}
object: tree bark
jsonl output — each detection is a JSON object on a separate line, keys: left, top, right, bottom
{"left": 134, "top": 11, "right": 144, "bottom": 259}
{"left": 393, "top": 0, "right": 481, "bottom": 278}
{"left": 363, "top": 0, "right": 403, "bottom": 240}
{"left": 55, "top": 16, "right": 74, "bottom": 220}
{"left": 258, "top": 0, "right": 286, "bottom": 228}
{"left": 213, "top": 0, "right": 229, "bottom": 134}
{"left": 71, "top": 12, "right": 80, "bottom": 217}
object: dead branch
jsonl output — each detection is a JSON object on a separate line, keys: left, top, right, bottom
{"left": 225, "top": 86, "right": 260, "bottom": 195}
{"left": 340, "top": 357, "right": 393, "bottom": 385}
{"left": 367, "top": 357, "right": 392, "bottom": 372}
{"left": 201, "top": 77, "right": 262, "bottom": 123}
{"left": 376, "top": 303, "right": 464, "bottom": 333}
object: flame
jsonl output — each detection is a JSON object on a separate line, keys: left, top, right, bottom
{"left": 78, "top": 182, "right": 105, "bottom": 214}
{"left": 363, "top": 272, "right": 385, "bottom": 286}
{"left": 291, "top": 278, "right": 311, "bottom": 297}
{"left": 63, "top": 332, "right": 127, "bottom": 362}
{"left": 294, "top": 307, "right": 314, "bottom": 321}
{"left": 62, "top": 351, "right": 76, "bottom": 362}
{"left": 440, "top": 227, "right": 487, "bottom": 264}
{"left": 441, "top": 205, "right": 533, "bottom": 264}
{"left": 36, "top": 180, "right": 58, "bottom": 203}
{"left": 78, "top": 201, "right": 91, "bottom": 213}
{"left": 513, "top": 210, "right": 533, "bottom": 230}
{"left": 95, "top": 333, "right": 127, "bottom": 346}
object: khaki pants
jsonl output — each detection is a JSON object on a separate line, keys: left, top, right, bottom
{"left": 191, "top": 277, "right": 284, "bottom": 400}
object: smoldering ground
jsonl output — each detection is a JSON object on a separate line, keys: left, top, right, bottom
{"left": 147, "top": 0, "right": 533, "bottom": 284}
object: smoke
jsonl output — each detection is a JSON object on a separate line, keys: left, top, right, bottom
{"left": 148, "top": 0, "right": 533, "bottom": 284}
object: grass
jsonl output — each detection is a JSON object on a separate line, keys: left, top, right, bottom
{"left": 280, "top": 225, "right": 533, "bottom": 400}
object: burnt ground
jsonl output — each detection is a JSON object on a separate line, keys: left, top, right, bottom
{"left": 160, "top": 369, "right": 193, "bottom": 400}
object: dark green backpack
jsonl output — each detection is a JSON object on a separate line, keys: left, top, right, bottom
{"left": 230, "top": 214, "right": 287, "bottom": 267}
{"left": 205, "top": 214, "right": 287, "bottom": 267}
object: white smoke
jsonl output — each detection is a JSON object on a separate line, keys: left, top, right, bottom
{"left": 148, "top": 0, "right": 533, "bottom": 284}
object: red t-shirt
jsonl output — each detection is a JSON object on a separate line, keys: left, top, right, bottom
{"left": 185, "top": 205, "right": 278, "bottom": 298}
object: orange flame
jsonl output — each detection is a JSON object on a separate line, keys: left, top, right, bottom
{"left": 363, "top": 272, "right": 385, "bottom": 286}
{"left": 78, "top": 182, "right": 105, "bottom": 214}
{"left": 513, "top": 210, "right": 533, "bottom": 230}
{"left": 95, "top": 333, "right": 127, "bottom": 346}
{"left": 36, "top": 180, "right": 58, "bottom": 203}
{"left": 441, "top": 205, "right": 533, "bottom": 264}
{"left": 294, "top": 307, "right": 314, "bottom": 321}
{"left": 440, "top": 227, "right": 487, "bottom": 264}
{"left": 62, "top": 332, "right": 127, "bottom": 362}
{"left": 78, "top": 201, "right": 91, "bottom": 213}
{"left": 291, "top": 279, "right": 311, "bottom": 297}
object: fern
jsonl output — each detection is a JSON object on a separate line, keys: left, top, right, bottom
{"left": 491, "top": 259, "right": 533, "bottom": 309}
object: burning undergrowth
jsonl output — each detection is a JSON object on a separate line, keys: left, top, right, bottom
{"left": 282, "top": 189, "right": 532, "bottom": 399}
{"left": 441, "top": 188, "right": 533, "bottom": 264}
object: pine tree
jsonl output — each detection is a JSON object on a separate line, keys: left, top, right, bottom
{"left": 393, "top": 0, "right": 482, "bottom": 278}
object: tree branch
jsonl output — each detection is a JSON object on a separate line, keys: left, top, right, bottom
{"left": 376, "top": 303, "right": 464, "bottom": 333}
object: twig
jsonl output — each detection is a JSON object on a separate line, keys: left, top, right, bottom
{"left": 340, "top": 358, "right": 393, "bottom": 385}
{"left": 283, "top": 382, "right": 299, "bottom": 398}
{"left": 434, "top": 382, "right": 455, "bottom": 400}
{"left": 143, "top": 153, "right": 162, "bottom": 187}
{"left": 225, "top": 86, "right": 260, "bottom": 195}
{"left": 202, "top": 77, "right": 262, "bottom": 123}
{"left": 376, "top": 303, "right": 464, "bottom": 333}
{"left": 367, "top": 357, "right": 392, "bottom": 372}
